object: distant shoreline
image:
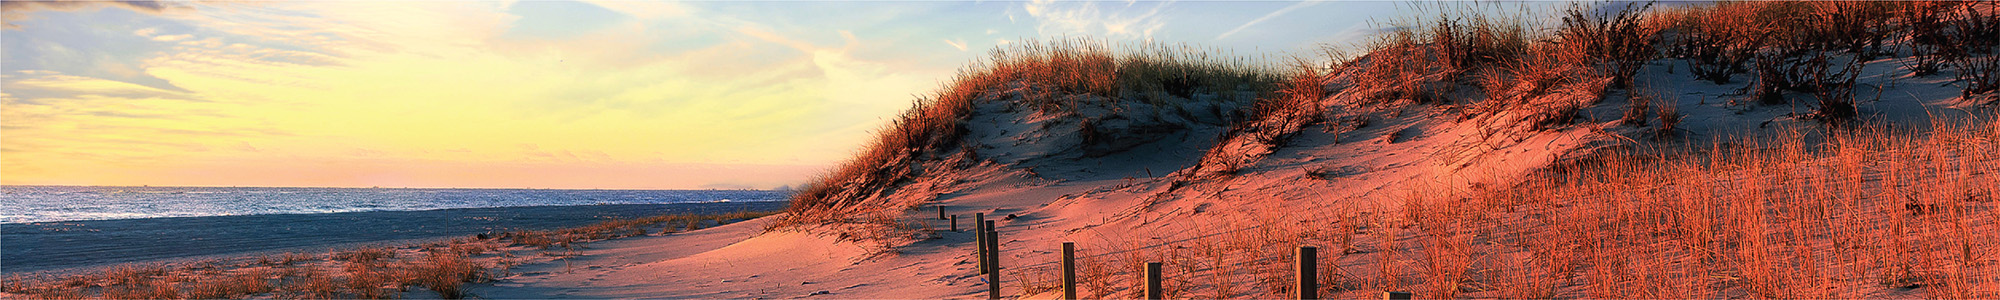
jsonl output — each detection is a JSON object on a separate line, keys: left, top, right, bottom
{"left": 0, "top": 184, "right": 791, "bottom": 192}
{"left": 0, "top": 201, "right": 787, "bottom": 275}
{"left": 1, "top": 186, "right": 795, "bottom": 224}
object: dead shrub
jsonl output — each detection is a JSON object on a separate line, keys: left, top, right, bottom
{"left": 1555, "top": 2, "right": 1657, "bottom": 89}
{"left": 1903, "top": 1, "right": 1956, "bottom": 76}
{"left": 1663, "top": 2, "right": 1771, "bottom": 84}
{"left": 1943, "top": 2, "right": 2000, "bottom": 99}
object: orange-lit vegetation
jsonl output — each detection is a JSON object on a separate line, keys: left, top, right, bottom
{"left": 784, "top": 0, "right": 2000, "bottom": 221}
{"left": 1, "top": 210, "right": 776, "bottom": 299}
{"left": 773, "top": 0, "right": 2000, "bottom": 298}
{"left": 507, "top": 209, "right": 773, "bottom": 248}
{"left": 780, "top": 39, "right": 1291, "bottom": 226}
{"left": 1033, "top": 117, "right": 2000, "bottom": 298}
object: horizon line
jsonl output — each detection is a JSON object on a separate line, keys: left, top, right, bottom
{"left": 0, "top": 184, "right": 798, "bottom": 192}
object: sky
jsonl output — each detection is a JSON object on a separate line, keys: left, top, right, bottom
{"left": 1, "top": 0, "right": 1438, "bottom": 190}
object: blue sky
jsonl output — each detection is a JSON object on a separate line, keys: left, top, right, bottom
{"left": 0, "top": 0, "right": 1505, "bottom": 189}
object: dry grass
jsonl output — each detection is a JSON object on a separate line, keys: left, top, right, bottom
{"left": 1656, "top": 1, "right": 2000, "bottom": 121}
{"left": 183, "top": 269, "right": 272, "bottom": 299}
{"left": 1049, "top": 110, "right": 1996, "bottom": 298}
{"left": 762, "top": 1, "right": 1999, "bottom": 298}
{"left": 779, "top": 38, "right": 1288, "bottom": 230}
{"left": 409, "top": 252, "right": 480, "bottom": 299}
{"left": 507, "top": 209, "right": 776, "bottom": 248}
{"left": 277, "top": 268, "right": 340, "bottom": 300}
{"left": 1327, "top": 3, "right": 1629, "bottom": 133}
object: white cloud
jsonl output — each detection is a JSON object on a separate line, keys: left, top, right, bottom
{"left": 151, "top": 34, "right": 193, "bottom": 42}
{"left": 577, "top": 0, "right": 687, "bottom": 19}
{"left": 1019, "top": 0, "right": 1169, "bottom": 40}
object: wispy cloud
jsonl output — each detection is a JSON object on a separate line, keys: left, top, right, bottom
{"left": 0, "top": 0, "right": 181, "bottom": 13}
{"left": 1216, "top": 0, "right": 1321, "bottom": 40}
{"left": 943, "top": 38, "right": 968, "bottom": 51}
{"left": 1, "top": 0, "right": 187, "bottom": 28}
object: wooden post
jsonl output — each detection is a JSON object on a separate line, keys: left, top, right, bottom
{"left": 939, "top": 205, "right": 947, "bottom": 220}
{"left": 1297, "top": 246, "right": 1319, "bottom": 300}
{"left": 985, "top": 220, "right": 999, "bottom": 273}
{"left": 987, "top": 225, "right": 1001, "bottom": 300}
{"left": 976, "top": 213, "right": 988, "bottom": 274}
{"left": 1381, "top": 291, "right": 1412, "bottom": 300}
{"left": 1145, "top": 262, "right": 1163, "bottom": 300}
{"left": 950, "top": 214, "right": 959, "bottom": 232}
{"left": 1061, "top": 242, "right": 1077, "bottom": 300}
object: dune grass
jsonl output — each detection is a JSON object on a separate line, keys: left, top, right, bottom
{"left": 928, "top": 1, "right": 2000, "bottom": 298}
{"left": 1039, "top": 115, "right": 1999, "bottom": 298}
{"left": 781, "top": 1, "right": 2000, "bottom": 231}
{"left": 779, "top": 38, "right": 1291, "bottom": 227}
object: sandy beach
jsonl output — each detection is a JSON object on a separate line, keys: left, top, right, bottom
{"left": 2, "top": 201, "right": 785, "bottom": 275}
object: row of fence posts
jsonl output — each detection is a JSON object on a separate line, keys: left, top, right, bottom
{"left": 941, "top": 205, "right": 1412, "bottom": 300}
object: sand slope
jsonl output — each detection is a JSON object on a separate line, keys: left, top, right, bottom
{"left": 472, "top": 49, "right": 1995, "bottom": 299}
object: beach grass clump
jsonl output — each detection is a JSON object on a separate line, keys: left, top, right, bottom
{"left": 1344, "top": 9, "right": 1529, "bottom": 107}
{"left": 409, "top": 252, "right": 480, "bottom": 299}
{"left": 1334, "top": 1, "right": 1990, "bottom": 131}
{"left": 277, "top": 268, "right": 341, "bottom": 299}
{"left": 342, "top": 258, "right": 395, "bottom": 299}
{"left": 1318, "top": 3, "right": 1615, "bottom": 132}
{"left": 184, "top": 269, "right": 273, "bottom": 299}
{"left": 331, "top": 247, "right": 395, "bottom": 263}
{"left": 780, "top": 38, "right": 1288, "bottom": 228}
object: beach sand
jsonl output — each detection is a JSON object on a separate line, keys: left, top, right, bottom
{"left": 1, "top": 201, "right": 785, "bottom": 275}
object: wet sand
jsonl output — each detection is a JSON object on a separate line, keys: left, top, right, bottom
{"left": 1, "top": 201, "right": 785, "bottom": 275}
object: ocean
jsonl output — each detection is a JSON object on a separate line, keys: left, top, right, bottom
{"left": 0, "top": 186, "right": 789, "bottom": 224}
{"left": 0, "top": 186, "right": 792, "bottom": 274}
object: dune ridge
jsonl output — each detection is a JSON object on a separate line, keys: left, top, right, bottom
{"left": 464, "top": 2, "right": 1997, "bottom": 299}
{"left": 7, "top": 1, "right": 1999, "bottom": 299}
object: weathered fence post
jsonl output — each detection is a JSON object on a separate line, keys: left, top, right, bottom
{"left": 950, "top": 214, "right": 959, "bottom": 232}
{"left": 1382, "top": 291, "right": 1412, "bottom": 300}
{"left": 1144, "top": 262, "right": 1163, "bottom": 300}
{"left": 987, "top": 222, "right": 1001, "bottom": 299}
{"left": 1297, "top": 246, "right": 1319, "bottom": 300}
{"left": 1061, "top": 242, "right": 1077, "bottom": 300}
{"left": 939, "top": 205, "right": 947, "bottom": 220}
{"left": 985, "top": 220, "right": 999, "bottom": 273}
{"left": 976, "top": 213, "right": 988, "bottom": 274}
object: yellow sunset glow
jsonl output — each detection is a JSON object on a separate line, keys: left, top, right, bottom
{"left": 3, "top": 0, "right": 1387, "bottom": 189}
{"left": 1, "top": 2, "right": 954, "bottom": 189}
